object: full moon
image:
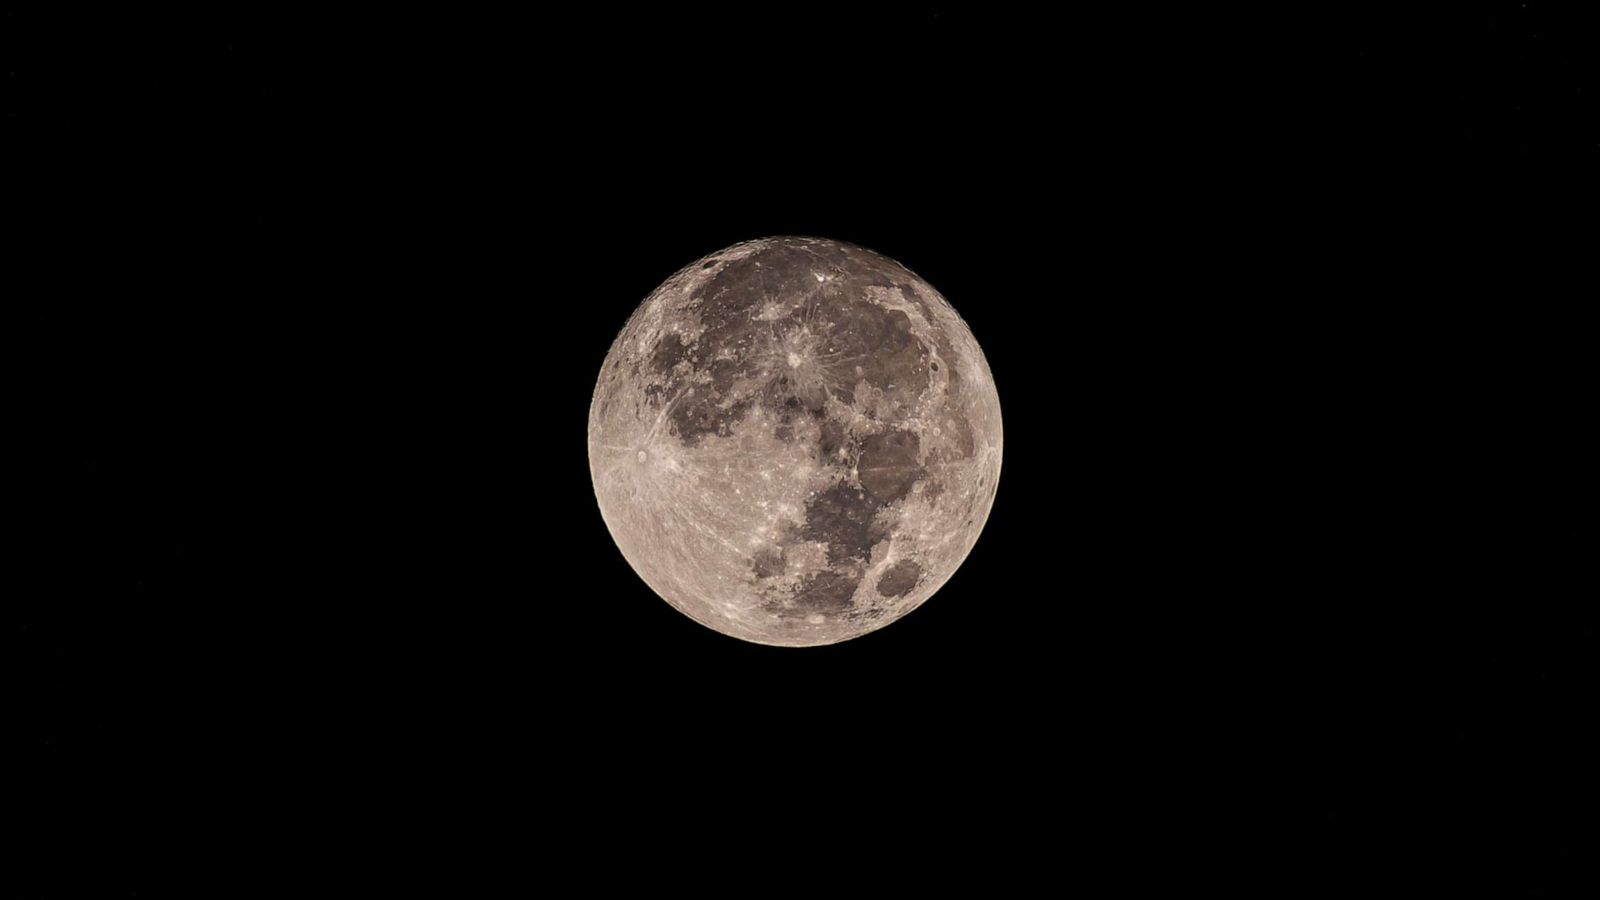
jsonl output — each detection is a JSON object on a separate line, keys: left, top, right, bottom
{"left": 588, "top": 237, "right": 1002, "bottom": 646}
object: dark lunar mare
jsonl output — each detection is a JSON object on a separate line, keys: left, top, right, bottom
{"left": 858, "top": 429, "right": 921, "bottom": 504}
{"left": 877, "top": 560, "right": 923, "bottom": 598}
{"left": 798, "top": 483, "right": 880, "bottom": 566}
{"left": 788, "top": 570, "right": 859, "bottom": 617}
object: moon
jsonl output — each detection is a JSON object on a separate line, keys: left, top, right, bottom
{"left": 588, "top": 237, "right": 1002, "bottom": 647}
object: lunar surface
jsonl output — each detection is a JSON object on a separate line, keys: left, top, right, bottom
{"left": 588, "top": 237, "right": 1002, "bottom": 646}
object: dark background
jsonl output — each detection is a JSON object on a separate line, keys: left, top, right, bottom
{"left": 15, "top": 4, "right": 1592, "bottom": 892}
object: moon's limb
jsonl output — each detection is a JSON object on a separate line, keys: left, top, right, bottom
{"left": 589, "top": 236, "right": 1002, "bottom": 647}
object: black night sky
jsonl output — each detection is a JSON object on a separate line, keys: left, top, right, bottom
{"left": 15, "top": 5, "right": 1592, "bottom": 894}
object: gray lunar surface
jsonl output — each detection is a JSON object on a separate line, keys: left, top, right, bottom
{"left": 588, "top": 236, "right": 1002, "bottom": 646}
